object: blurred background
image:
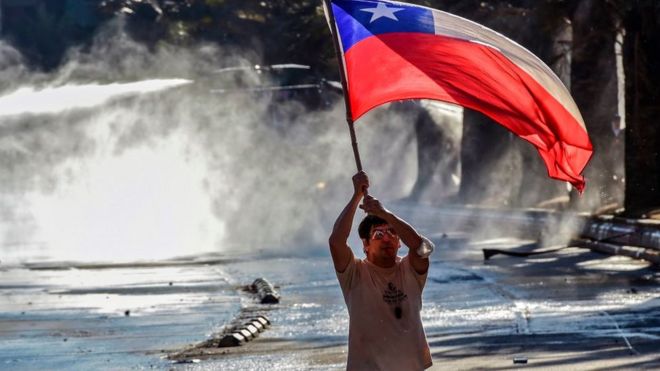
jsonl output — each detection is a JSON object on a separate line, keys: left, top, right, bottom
{"left": 0, "top": 0, "right": 658, "bottom": 263}
{"left": 1, "top": 2, "right": 659, "bottom": 369}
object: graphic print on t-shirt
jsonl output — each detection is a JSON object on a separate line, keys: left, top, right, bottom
{"left": 383, "top": 282, "right": 407, "bottom": 306}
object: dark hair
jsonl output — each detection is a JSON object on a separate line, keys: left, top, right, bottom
{"left": 358, "top": 214, "right": 388, "bottom": 241}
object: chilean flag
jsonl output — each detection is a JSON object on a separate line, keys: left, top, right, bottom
{"left": 325, "top": 0, "right": 593, "bottom": 192}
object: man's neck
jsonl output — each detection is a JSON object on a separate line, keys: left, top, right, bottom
{"left": 367, "top": 256, "right": 396, "bottom": 268}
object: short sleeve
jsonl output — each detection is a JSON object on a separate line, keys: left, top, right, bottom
{"left": 403, "top": 255, "right": 428, "bottom": 291}
{"left": 336, "top": 254, "right": 358, "bottom": 295}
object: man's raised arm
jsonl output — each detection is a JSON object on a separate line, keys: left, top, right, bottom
{"left": 328, "top": 172, "right": 369, "bottom": 272}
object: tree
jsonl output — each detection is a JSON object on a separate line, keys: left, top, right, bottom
{"left": 450, "top": 1, "right": 545, "bottom": 207}
{"left": 569, "top": 0, "right": 624, "bottom": 213}
{"left": 622, "top": 0, "right": 660, "bottom": 217}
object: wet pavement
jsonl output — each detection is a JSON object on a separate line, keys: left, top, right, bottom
{"left": 1, "top": 205, "right": 660, "bottom": 370}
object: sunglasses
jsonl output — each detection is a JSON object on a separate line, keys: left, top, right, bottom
{"left": 370, "top": 228, "right": 398, "bottom": 240}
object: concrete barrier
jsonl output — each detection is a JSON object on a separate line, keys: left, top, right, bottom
{"left": 392, "top": 203, "right": 660, "bottom": 253}
{"left": 217, "top": 332, "right": 246, "bottom": 347}
{"left": 575, "top": 239, "right": 660, "bottom": 265}
{"left": 217, "top": 315, "right": 271, "bottom": 347}
{"left": 581, "top": 216, "right": 660, "bottom": 252}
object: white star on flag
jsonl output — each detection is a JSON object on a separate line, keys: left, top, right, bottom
{"left": 360, "top": 2, "right": 405, "bottom": 23}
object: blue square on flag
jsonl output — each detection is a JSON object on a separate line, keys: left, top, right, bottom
{"left": 332, "top": 0, "right": 434, "bottom": 51}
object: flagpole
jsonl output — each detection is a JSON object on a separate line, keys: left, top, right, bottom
{"left": 323, "top": 0, "right": 364, "bottom": 173}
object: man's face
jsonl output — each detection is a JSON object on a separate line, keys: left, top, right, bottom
{"left": 363, "top": 224, "right": 401, "bottom": 261}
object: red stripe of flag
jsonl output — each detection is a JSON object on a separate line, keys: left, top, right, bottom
{"left": 344, "top": 32, "right": 592, "bottom": 191}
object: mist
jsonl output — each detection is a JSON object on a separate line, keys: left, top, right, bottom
{"left": 0, "top": 21, "right": 419, "bottom": 263}
{"left": 0, "top": 17, "right": 593, "bottom": 264}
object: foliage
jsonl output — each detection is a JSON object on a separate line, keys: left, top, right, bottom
{"left": 1, "top": 0, "right": 618, "bottom": 74}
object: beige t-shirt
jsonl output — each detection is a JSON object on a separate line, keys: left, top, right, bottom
{"left": 336, "top": 254, "right": 432, "bottom": 370}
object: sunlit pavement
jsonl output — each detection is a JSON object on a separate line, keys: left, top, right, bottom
{"left": 422, "top": 243, "right": 660, "bottom": 370}
{"left": 2, "top": 207, "right": 660, "bottom": 370}
{"left": 0, "top": 260, "right": 241, "bottom": 369}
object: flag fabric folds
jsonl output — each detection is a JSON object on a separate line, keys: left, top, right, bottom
{"left": 325, "top": 0, "right": 593, "bottom": 192}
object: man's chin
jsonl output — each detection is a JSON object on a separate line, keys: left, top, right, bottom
{"left": 381, "top": 247, "right": 398, "bottom": 257}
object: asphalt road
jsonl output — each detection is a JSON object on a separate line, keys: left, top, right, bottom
{"left": 2, "top": 204, "right": 659, "bottom": 370}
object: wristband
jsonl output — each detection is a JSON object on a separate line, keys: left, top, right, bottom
{"left": 416, "top": 237, "right": 435, "bottom": 258}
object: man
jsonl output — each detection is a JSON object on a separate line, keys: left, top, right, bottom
{"left": 329, "top": 171, "right": 435, "bottom": 370}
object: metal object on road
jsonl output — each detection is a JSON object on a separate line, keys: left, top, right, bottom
{"left": 252, "top": 278, "right": 280, "bottom": 304}
{"left": 483, "top": 243, "right": 566, "bottom": 260}
{"left": 172, "top": 358, "right": 200, "bottom": 364}
{"left": 513, "top": 356, "right": 528, "bottom": 364}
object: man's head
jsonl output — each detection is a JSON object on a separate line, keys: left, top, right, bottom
{"left": 358, "top": 215, "right": 401, "bottom": 265}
